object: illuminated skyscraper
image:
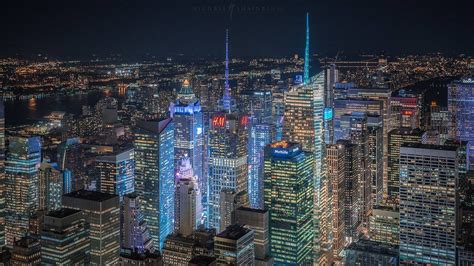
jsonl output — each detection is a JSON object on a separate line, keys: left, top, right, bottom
{"left": 38, "top": 161, "right": 63, "bottom": 211}
{"left": 448, "top": 77, "right": 474, "bottom": 168}
{"left": 283, "top": 14, "right": 326, "bottom": 262}
{"left": 0, "top": 101, "right": 4, "bottom": 249}
{"left": 218, "top": 189, "right": 249, "bottom": 233}
{"left": 208, "top": 111, "right": 249, "bottom": 231}
{"left": 170, "top": 79, "right": 204, "bottom": 206}
{"left": 369, "top": 205, "right": 399, "bottom": 246}
{"left": 399, "top": 144, "right": 457, "bottom": 265}
{"left": 5, "top": 136, "right": 41, "bottom": 247}
{"left": 133, "top": 118, "right": 174, "bottom": 249}
{"left": 57, "top": 138, "right": 87, "bottom": 192}
{"left": 336, "top": 139, "right": 360, "bottom": 242}
{"left": 214, "top": 224, "right": 255, "bottom": 265}
{"left": 41, "top": 208, "right": 91, "bottom": 265}
{"left": 271, "top": 82, "right": 287, "bottom": 142}
{"left": 97, "top": 147, "right": 135, "bottom": 202}
{"left": 323, "top": 64, "right": 339, "bottom": 144}
{"left": 122, "top": 193, "right": 154, "bottom": 254}
{"left": 63, "top": 190, "right": 120, "bottom": 266}
{"left": 333, "top": 99, "right": 383, "bottom": 143}
{"left": 366, "top": 115, "right": 384, "bottom": 205}
{"left": 10, "top": 236, "right": 41, "bottom": 265}
{"left": 346, "top": 113, "right": 371, "bottom": 233}
{"left": 430, "top": 103, "right": 449, "bottom": 143}
{"left": 240, "top": 90, "right": 273, "bottom": 209}
{"left": 343, "top": 239, "right": 399, "bottom": 266}
{"left": 234, "top": 207, "right": 273, "bottom": 265}
{"left": 346, "top": 87, "right": 391, "bottom": 197}
{"left": 390, "top": 96, "right": 421, "bottom": 129}
{"left": 208, "top": 29, "right": 249, "bottom": 231}
{"left": 264, "top": 141, "right": 314, "bottom": 265}
{"left": 387, "top": 128, "right": 424, "bottom": 202}
{"left": 175, "top": 157, "right": 201, "bottom": 236}
{"left": 284, "top": 71, "right": 326, "bottom": 260}
{"left": 326, "top": 143, "right": 346, "bottom": 261}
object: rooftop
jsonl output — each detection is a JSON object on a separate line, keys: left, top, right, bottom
{"left": 189, "top": 255, "right": 216, "bottom": 264}
{"left": 46, "top": 208, "right": 81, "bottom": 218}
{"left": 401, "top": 143, "right": 458, "bottom": 151}
{"left": 216, "top": 224, "right": 252, "bottom": 240}
{"left": 236, "top": 206, "right": 268, "bottom": 214}
{"left": 64, "top": 189, "right": 117, "bottom": 202}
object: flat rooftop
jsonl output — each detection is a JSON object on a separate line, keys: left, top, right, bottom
{"left": 64, "top": 189, "right": 117, "bottom": 202}
{"left": 236, "top": 206, "right": 268, "bottom": 214}
{"left": 217, "top": 224, "right": 251, "bottom": 240}
{"left": 46, "top": 208, "right": 81, "bottom": 218}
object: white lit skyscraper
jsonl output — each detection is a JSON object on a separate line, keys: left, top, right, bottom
{"left": 133, "top": 118, "right": 175, "bottom": 249}
{"left": 174, "top": 157, "right": 201, "bottom": 236}
{"left": 240, "top": 89, "right": 273, "bottom": 209}
{"left": 283, "top": 13, "right": 325, "bottom": 262}
{"left": 208, "top": 29, "right": 249, "bottom": 231}
{"left": 5, "top": 136, "right": 41, "bottom": 247}
{"left": 122, "top": 193, "right": 154, "bottom": 254}
{"left": 399, "top": 144, "right": 457, "bottom": 265}
{"left": 170, "top": 79, "right": 205, "bottom": 208}
{"left": 264, "top": 141, "right": 314, "bottom": 265}
{"left": 63, "top": 190, "right": 120, "bottom": 265}
{"left": 97, "top": 147, "right": 135, "bottom": 202}
{"left": 448, "top": 77, "right": 474, "bottom": 169}
{"left": 0, "top": 101, "right": 5, "bottom": 249}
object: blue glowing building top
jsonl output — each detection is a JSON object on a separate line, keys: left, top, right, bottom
{"left": 170, "top": 79, "right": 201, "bottom": 117}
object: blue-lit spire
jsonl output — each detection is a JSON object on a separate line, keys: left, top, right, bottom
{"left": 222, "top": 29, "right": 231, "bottom": 111}
{"left": 304, "top": 12, "right": 310, "bottom": 85}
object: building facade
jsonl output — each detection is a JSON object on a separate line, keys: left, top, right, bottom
{"left": 41, "top": 208, "right": 91, "bottom": 265}
{"left": 5, "top": 136, "right": 41, "bottom": 247}
{"left": 62, "top": 190, "right": 120, "bottom": 265}
{"left": 133, "top": 119, "right": 175, "bottom": 249}
{"left": 264, "top": 141, "right": 314, "bottom": 264}
{"left": 399, "top": 144, "right": 457, "bottom": 265}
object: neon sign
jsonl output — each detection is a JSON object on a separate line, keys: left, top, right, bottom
{"left": 212, "top": 116, "right": 226, "bottom": 127}
{"left": 240, "top": 116, "right": 249, "bottom": 126}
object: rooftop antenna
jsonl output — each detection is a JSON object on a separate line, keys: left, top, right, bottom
{"left": 222, "top": 29, "right": 231, "bottom": 111}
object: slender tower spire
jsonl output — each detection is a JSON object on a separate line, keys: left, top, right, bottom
{"left": 222, "top": 29, "right": 231, "bottom": 111}
{"left": 303, "top": 12, "right": 310, "bottom": 85}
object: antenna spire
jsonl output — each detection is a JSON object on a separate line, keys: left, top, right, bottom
{"left": 304, "top": 12, "right": 310, "bottom": 84}
{"left": 222, "top": 29, "right": 231, "bottom": 111}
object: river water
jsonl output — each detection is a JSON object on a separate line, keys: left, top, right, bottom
{"left": 4, "top": 90, "right": 119, "bottom": 127}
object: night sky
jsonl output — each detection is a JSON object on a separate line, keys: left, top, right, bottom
{"left": 2, "top": 0, "right": 473, "bottom": 59}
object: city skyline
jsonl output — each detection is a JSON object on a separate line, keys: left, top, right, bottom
{"left": 0, "top": 4, "right": 473, "bottom": 265}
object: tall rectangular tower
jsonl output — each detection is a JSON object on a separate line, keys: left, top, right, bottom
{"left": 5, "top": 136, "right": 41, "bottom": 247}
{"left": 208, "top": 112, "right": 249, "bottom": 230}
{"left": 264, "top": 141, "right": 314, "bottom": 265}
{"left": 448, "top": 77, "right": 474, "bottom": 169}
{"left": 97, "top": 147, "right": 135, "bottom": 202}
{"left": 387, "top": 128, "right": 424, "bottom": 202}
{"left": 62, "top": 190, "right": 120, "bottom": 266}
{"left": 170, "top": 79, "right": 204, "bottom": 205}
{"left": 399, "top": 144, "right": 457, "bottom": 265}
{"left": 240, "top": 90, "right": 273, "bottom": 209}
{"left": 133, "top": 119, "right": 175, "bottom": 249}
{"left": 41, "top": 208, "right": 91, "bottom": 265}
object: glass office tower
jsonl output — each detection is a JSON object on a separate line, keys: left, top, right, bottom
{"left": 133, "top": 119, "right": 175, "bottom": 249}
{"left": 264, "top": 141, "right": 314, "bottom": 265}
{"left": 5, "top": 136, "right": 41, "bottom": 247}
